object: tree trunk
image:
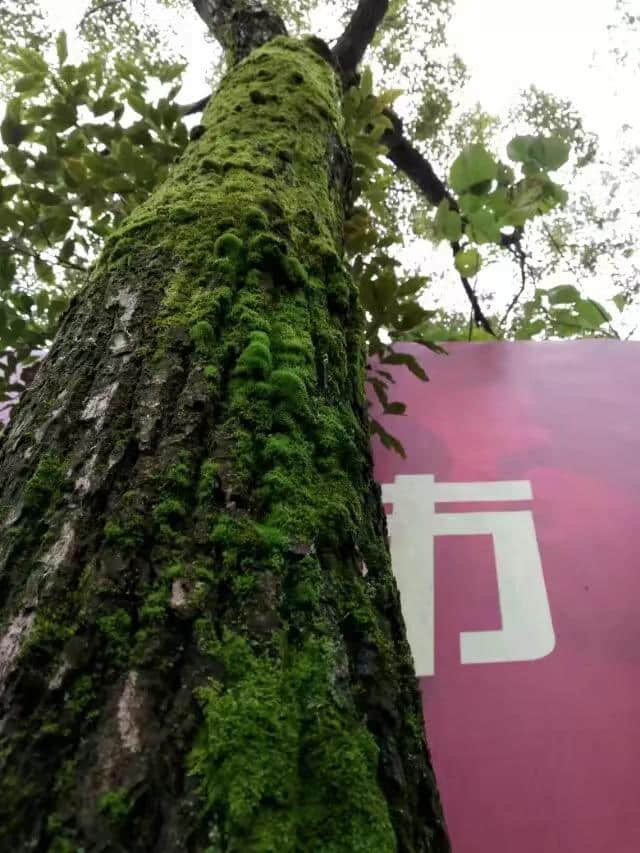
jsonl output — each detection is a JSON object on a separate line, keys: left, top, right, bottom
{"left": 0, "top": 37, "right": 448, "bottom": 853}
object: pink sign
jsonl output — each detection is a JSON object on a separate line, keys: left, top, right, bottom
{"left": 372, "top": 341, "right": 640, "bottom": 853}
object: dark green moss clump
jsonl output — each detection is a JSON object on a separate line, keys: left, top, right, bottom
{"left": 23, "top": 453, "right": 67, "bottom": 514}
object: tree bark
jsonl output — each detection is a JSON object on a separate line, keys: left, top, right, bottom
{"left": 0, "top": 37, "right": 449, "bottom": 853}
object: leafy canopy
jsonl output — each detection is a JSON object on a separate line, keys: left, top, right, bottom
{"left": 0, "top": 0, "right": 632, "bottom": 440}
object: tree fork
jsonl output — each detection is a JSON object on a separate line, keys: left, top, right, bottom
{"left": 0, "top": 37, "right": 449, "bottom": 852}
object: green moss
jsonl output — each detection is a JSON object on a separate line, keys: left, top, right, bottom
{"left": 23, "top": 454, "right": 67, "bottom": 514}
{"left": 96, "top": 609, "right": 131, "bottom": 669}
{"left": 139, "top": 585, "right": 170, "bottom": 624}
{"left": 243, "top": 206, "right": 269, "bottom": 230}
{"left": 98, "top": 788, "right": 131, "bottom": 826}
{"left": 47, "top": 833, "right": 78, "bottom": 853}
{"left": 234, "top": 331, "right": 273, "bottom": 379}
{"left": 103, "top": 490, "right": 146, "bottom": 550}
{"left": 190, "top": 320, "right": 215, "bottom": 356}
{"left": 188, "top": 633, "right": 395, "bottom": 852}
{"left": 64, "top": 674, "right": 98, "bottom": 720}
{"left": 0, "top": 37, "right": 434, "bottom": 851}
{"left": 214, "top": 231, "right": 244, "bottom": 260}
{"left": 24, "top": 610, "right": 75, "bottom": 658}
{"left": 196, "top": 459, "right": 220, "bottom": 505}
{"left": 281, "top": 255, "right": 309, "bottom": 289}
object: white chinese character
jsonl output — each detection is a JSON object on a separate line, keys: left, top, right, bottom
{"left": 382, "top": 475, "right": 555, "bottom": 677}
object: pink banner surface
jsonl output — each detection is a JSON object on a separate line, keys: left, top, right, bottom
{"left": 373, "top": 341, "right": 640, "bottom": 853}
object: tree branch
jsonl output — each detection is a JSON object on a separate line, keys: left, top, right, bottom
{"left": 3, "top": 239, "right": 87, "bottom": 275}
{"left": 190, "top": 0, "right": 286, "bottom": 61}
{"left": 501, "top": 239, "right": 528, "bottom": 326}
{"left": 451, "top": 242, "right": 496, "bottom": 336}
{"left": 381, "top": 108, "right": 522, "bottom": 248}
{"left": 332, "top": 0, "right": 389, "bottom": 80}
{"left": 382, "top": 110, "right": 496, "bottom": 335}
{"left": 381, "top": 108, "right": 448, "bottom": 206}
{"left": 179, "top": 94, "right": 211, "bottom": 116}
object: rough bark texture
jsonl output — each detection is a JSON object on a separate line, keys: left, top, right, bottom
{"left": 0, "top": 37, "right": 449, "bottom": 853}
{"left": 191, "top": 0, "right": 287, "bottom": 61}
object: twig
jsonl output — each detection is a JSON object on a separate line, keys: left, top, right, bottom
{"left": 332, "top": 0, "right": 389, "bottom": 81}
{"left": 501, "top": 239, "right": 528, "bottom": 326}
{"left": 542, "top": 222, "right": 619, "bottom": 337}
{"left": 451, "top": 233, "right": 496, "bottom": 336}
{"left": 3, "top": 239, "right": 87, "bottom": 274}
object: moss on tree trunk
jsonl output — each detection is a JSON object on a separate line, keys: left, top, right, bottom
{"left": 0, "top": 37, "right": 448, "bottom": 853}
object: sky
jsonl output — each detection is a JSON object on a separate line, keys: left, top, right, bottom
{"left": 32, "top": 0, "right": 640, "bottom": 335}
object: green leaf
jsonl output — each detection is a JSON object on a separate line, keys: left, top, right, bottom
{"left": 454, "top": 247, "right": 481, "bottom": 277}
{"left": 14, "top": 73, "right": 46, "bottom": 95}
{"left": 581, "top": 299, "right": 610, "bottom": 324}
{"left": 126, "top": 91, "right": 148, "bottom": 118}
{"left": 396, "top": 275, "right": 428, "bottom": 298}
{"left": 36, "top": 290, "right": 50, "bottom": 312}
{"left": 1, "top": 111, "right": 32, "bottom": 147}
{"left": 380, "top": 351, "right": 429, "bottom": 381}
{"left": 394, "top": 301, "right": 431, "bottom": 331}
{"left": 155, "top": 62, "right": 186, "bottom": 84}
{"left": 534, "top": 137, "right": 569, "bottom": 171}
{"left": 433, "top": 199, "right": 462, "bottom": 242}
{"left": 3, "top": 147, "right": 30, "bottom": 175}
{"left": 507, "top": 135, "right": 569, "bottom": 171}
{"left": 507, "top": 135, "right": 538, "bottom": 163}
{"left": 384, "top": 401, "right": 406, "bottom": 415}
{"left": 34, "top": 257, "right": 55, "bottom": 285}
{"left": 514, "top": 319, "right": 545, "bottom": 340}
{"left": 11, "top": 47, "right": 47, "bottom": 76}
{"left": 496, "top": 162, "right": 515, "bottom": 185}
{"left": 56, "top": 31, "right": 69, "bottom": 66}
{"left": 0, "top": 206, "right": 19, "bottom": 230}
{"left": 467, "top": 208, "right": 501, "bottom": 244}
{"left": 30, "top": 187, "right": 62, "bottom": 206}
{"left": 449, "top": 144, "right": 497, "bottom": 194}
{"left": 60, "top": 238, "right": 75, "bottom": 261}
{"left": 360, "top": 67, "right": 374, "bottom": 99}
{"left": 92, "top": 96, "right": 117, "bottom": 117}
{"left": 0, "top": 184, "right": 19, "bottom": 203}
{"left": 547, "top": 284, "right": 580, "bottom": 305}
{"left": 370, "top": 419, "right": 406, "bottom": 458}
{"left": 0, "top": 255, "right": 16, "bottom": 290}
{"left": 613, "top": 293, "right": 627, "bottom": 312}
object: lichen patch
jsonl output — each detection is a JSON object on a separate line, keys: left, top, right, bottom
{"left": 117, "top": 671, "right": 143, "bottom": 754}
{"left": 0, "top": 611, "right": 35, "bottom": 691}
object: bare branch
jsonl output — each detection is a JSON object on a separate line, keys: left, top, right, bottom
{"left": 381, "top": 110, "right": 496, "bottom": 335}
{"left": 179, "top": 94, "right": 211, "bottom": 116}
{"left": 501, "top": 239, "right": 528, "bottom": 326}
{"left": 382, "top": 109, "right": 522, "bottom": 249}
{"left": 3, "top": 239, "right": 87, "bottom": 275}
{"left": 381, "top": 109, "right": 449, "bottom": 207}
{"left": 190, "top": 0, "right": 286, "bottom": 61}
{"left": 451, "top": 241, "right": 496, "bottom": 337}
{"left": 332, "top": 0, "right": 389, "bottom": 80}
